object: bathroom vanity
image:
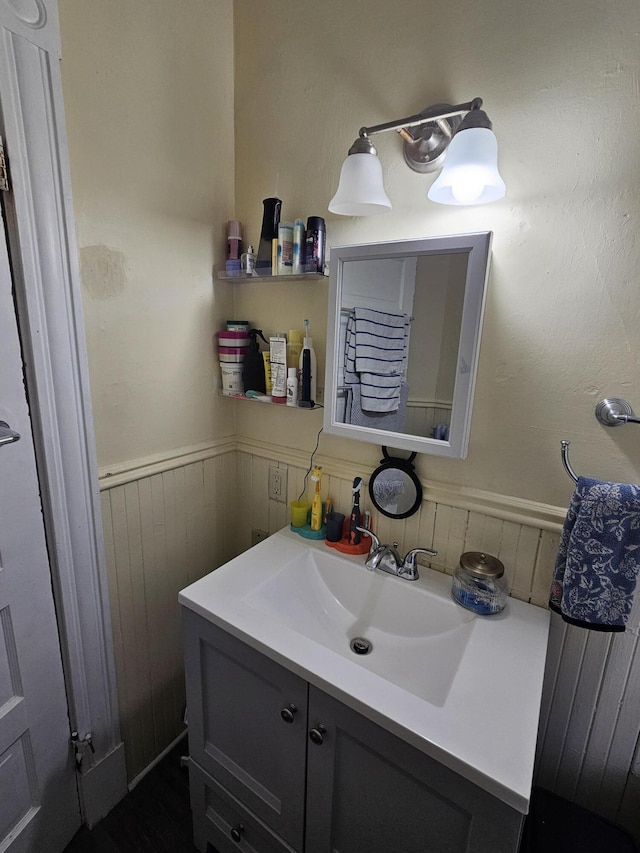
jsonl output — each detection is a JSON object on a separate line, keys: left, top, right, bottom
{"left": 180, "top": 529, "right": 550, "bottom": 853}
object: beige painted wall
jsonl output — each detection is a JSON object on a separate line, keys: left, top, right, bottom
{"left": 59, "top": 0, "right": 236, "bottom": 469}
{"left": 234, "top": 0, "right": 640, "bottom": 508}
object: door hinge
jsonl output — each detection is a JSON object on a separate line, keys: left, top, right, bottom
{"left": 0, "top": 136, "right": 9, "bottom": 192}
{"left": 70, "top": 730, "right": 95, "bottom": 768}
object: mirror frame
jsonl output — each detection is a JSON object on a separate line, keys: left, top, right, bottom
{"left": 369, "top": 448, "right": 423, "bottom": 519}
{"left": 324, "top": 231, "right": 492, "bottom": 458}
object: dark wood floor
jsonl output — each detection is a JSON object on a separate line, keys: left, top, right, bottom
{"left": 64, "top": 739, "right": 201, "bottom": 852}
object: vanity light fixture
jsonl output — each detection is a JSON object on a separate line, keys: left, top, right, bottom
{"left": 328, "top": 97, "right": 505, "bottom": 215}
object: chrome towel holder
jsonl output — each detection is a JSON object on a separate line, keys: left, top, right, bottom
{"left": 561, "top": 398, "right": 639, "bottom": 483}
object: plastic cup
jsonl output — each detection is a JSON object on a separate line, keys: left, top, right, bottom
{"left": 290, "top": 500, "right": 311, "bottom": 528}
{"left": 325, "top": 512, "right": 346, "bottom": 542}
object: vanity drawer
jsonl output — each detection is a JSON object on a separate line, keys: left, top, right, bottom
{"left": 189, "top": 758, "right": 297, "bottom": 853}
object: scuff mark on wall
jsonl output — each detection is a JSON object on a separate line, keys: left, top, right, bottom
{"left": 80, "top": 244, "right": 127, "bottom": 300}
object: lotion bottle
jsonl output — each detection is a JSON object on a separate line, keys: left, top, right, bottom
{"left": 286, "top": 368, "right": 298, "bottom": 407}
{"left": 277, "top": 222, "right": 293, "bottom": 275}
{"left": 292, "top": 218, "right": 305, "bottom": 274}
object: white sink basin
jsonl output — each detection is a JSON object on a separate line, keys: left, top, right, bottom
{"left": 244, "top": 548, "right": 475, "bottom": 706}
{"left": 179, "top": 526, "right": 550, "bottom": 813}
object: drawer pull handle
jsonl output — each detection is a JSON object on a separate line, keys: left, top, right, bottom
{"left": 280, "top": 703, "right": 297, "bottom": 724}
{"left": 230, "top": 822, "right": 244, "bottom": 843}
{"left": 309, "top": 724, "right": 327, "bottom": 745}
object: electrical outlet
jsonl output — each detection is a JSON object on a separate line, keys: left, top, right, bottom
{"left": 268, "top": 464, "right": 287, "bottom": 503}
{"left": 251, "top": 528, "right": 269, "bottom": 546}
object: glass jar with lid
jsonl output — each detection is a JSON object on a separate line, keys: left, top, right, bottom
{"left": 452, "top": 551, "right": 508, "bottom": 615}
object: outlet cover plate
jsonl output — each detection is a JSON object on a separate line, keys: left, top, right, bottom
{"left": 251, "top": 529, "right": 269, "bottom": 546}
{"left": 268, "top": 464, "right": 287, "bottom": 503}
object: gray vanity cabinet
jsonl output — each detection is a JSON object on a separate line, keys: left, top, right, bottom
{"left": 183, "top": 609, "right": 524, "bottom": 853}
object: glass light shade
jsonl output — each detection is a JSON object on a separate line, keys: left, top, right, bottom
{"left": 328, "top": 152, "right": 392, "bottom": 216}
{"left": 427, "top": 127, "right": 505, "bottom": 206}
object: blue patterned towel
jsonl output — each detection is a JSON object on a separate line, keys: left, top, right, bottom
{"left": 549, "top": 477, "right": 640, "bottom": 631}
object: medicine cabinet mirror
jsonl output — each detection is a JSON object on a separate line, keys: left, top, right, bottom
{"left": 323, "top": 231, "right": 491, "bottom": 458}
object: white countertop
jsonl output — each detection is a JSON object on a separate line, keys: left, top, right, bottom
{"left": 179, "top": 527, "right": 550, "bottom": 813}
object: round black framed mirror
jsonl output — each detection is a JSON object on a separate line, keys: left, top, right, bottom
{"left": 368, "top": 447, "right": 423, "bottom": 519}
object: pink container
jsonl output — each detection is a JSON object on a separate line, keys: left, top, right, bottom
{"left": 218, "top": 346, "right": 247, "bottom": 363}
{"left": 217, "top": 330, "right": 250, "bottom": 348}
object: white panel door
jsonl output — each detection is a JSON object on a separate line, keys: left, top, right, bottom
{"left": 0, "top": 204, "right": 80, "bottom": 849}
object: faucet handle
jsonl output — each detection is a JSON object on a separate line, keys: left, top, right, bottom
{"left": 400, "top": 546, "right": 438, "bottom": 580}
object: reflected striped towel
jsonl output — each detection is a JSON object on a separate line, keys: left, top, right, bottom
{"left": 344, "top": 307, "right": 409, "bottom": 413}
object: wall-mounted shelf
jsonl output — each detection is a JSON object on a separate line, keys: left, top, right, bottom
{"left": 217, "top": 271, "right": 328, "bottom": 283}
{"left": 218, "top": 391, "right": 322, "bottom": 410}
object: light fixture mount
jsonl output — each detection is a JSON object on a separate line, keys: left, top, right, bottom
{"left": 400, "top": 104, "right": 462, "bottom": 173}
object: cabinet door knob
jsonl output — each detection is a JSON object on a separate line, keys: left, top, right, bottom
{"left": 230, "top": 822, "right": 244, "bottom": 842}
{"left": 280, "top": 703, "right": 297, "bottom": 724}
{"left": 309, "top": 724, "right": 327, "bottom": 745}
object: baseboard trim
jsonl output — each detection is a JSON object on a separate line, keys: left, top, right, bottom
{"left": 127, "top": 729, "right": 188, "bottom": 792}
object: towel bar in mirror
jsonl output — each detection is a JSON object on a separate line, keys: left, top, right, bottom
{"left": 323, "top": 232, "right": 491, "bottom": 458}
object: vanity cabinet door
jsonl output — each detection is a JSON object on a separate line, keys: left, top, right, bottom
{"left": 304, "top": 686, "right": 524, "bottom": 853}
{"left": 183, "top": 611, "right": 308, "bottom": 851}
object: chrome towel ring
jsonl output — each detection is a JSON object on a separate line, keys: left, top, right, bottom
{"left": 561, "top": 398, "right": 639, "bottom": 483}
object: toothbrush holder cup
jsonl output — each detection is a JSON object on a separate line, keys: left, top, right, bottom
{"left": 290, "top": 500, "right": 311, "bottom": 528}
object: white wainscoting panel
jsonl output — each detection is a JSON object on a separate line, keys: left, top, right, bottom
{"left": 100, "top": 449, "right": 238, "bottom": 780}
{"left": 536, "top": 594, "right": 640, "bottom": 843}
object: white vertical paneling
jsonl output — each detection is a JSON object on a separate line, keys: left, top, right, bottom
{"left": 555, "top": 630, "right": 612, "bottom": 799}
{"left": 618, "top": 730, "right": 640, "bottom": 840}
{"left": 184, "top": 460, "right": 206, "bottom": 583}
{"left": 536, "top": 619, "right": 590, "bottom": 789}
{"left": 100, "top": 451, "right": 241, "bottom": 782}
{"left": 508, "top": 526, "right": 542, "bottom": 602}
{"left": 575, "top": 630, "right": 636, "bottom": 809}
{"left": 530, "top": 530, "right": 560, "bottom": 606}
{"left": 589, "top": 631, "right": 640, "bottom": 817}
{"left": 137, "top": 475, "right": 173, "bottom": 763}
{"left": 432, "top": 504, "right": 468, "bottom": 572}
{"left": 236, "top": 451, "right": 254, "bottom": 553}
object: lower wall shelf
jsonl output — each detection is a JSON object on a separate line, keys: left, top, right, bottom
{"left": 218, "top": 391, "right": 322, "bottom": 410}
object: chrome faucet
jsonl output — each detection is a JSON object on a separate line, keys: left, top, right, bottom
{"left": 355, "top": 527, "right": 437, "bottom": 581}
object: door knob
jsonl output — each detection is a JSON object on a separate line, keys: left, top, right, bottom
{"left": 0, "top": 421, "right": 20, "bottom": 447}
{"left": 280, "top": 703, "right": 297, "bottom": 724}
{"left": 230, "top": 822, "right": 244, "bottom": 842}
{"left": 309, "top": 724, "right": 327, "bottom": 745}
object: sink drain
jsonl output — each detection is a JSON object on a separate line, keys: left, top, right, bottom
{"left": 350, "top": 637, "right": 372, "bottom": 655}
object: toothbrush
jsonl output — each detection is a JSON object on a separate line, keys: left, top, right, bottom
{"left": 349, "top": 477, "right": 363, "bottom": 545}
{"left": 310, "top": 466, "right": 324, "bottom": 531}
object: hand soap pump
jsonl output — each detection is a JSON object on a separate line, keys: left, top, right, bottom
{"left": 310, "top": 466, "right": 324, "bottom": 531}
{"left": 298, "top": 318, "right": 317, "bottom": 405}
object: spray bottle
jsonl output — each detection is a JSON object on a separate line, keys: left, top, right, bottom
{"left": 310, "top": 466, "right": 324, "bottom": 531}
{"left": 349, "top": 477, "right": 363, "bottom": 545}
{"left": 242, "top": 329, "right": 268, "bottom": 394}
